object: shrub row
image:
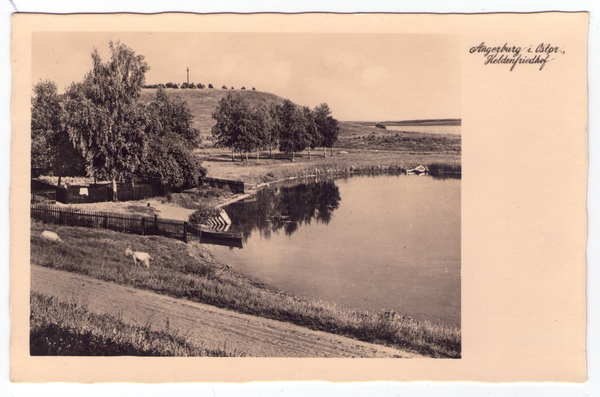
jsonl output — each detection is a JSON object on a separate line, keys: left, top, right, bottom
{"left": 143, "top": 83, "right": 256, "bottom": 90}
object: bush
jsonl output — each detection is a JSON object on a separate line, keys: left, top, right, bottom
{"left": 375, "top": 123, "right": 386, "bottom": 129}
{"left": 208, "top": 84, "right": 213, "bottom": 89}
{"left": 241, "top": 86, "right": 246, "bottom": 90}
{"left": 222, "top": 85, "right": 227, "bottom": 89}
{"left": 188, "top": 204, "right": 221, "bottom": 225}
{"left": 252, "top": 87, "right": 256, "bottom": 90}
{"left": 220, "top": 184, "right": 232, "bottom": 196}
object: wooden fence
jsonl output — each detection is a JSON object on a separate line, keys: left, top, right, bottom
{"left": 33, "top": 178, "right": 248, "bottom": 205}
{"left": 30, "top": 204, "right": 202, "bottom": 243}
{"left": 55, "top": 183, "right": 161, "bottom": 204}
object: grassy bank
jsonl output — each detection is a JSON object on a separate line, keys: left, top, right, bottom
{"left": 201, "top": 148, "right": 461, "bottom": 184}
{"left": 30, "top": 291, "right": 241, "bottom": 356}
{"left": 31, "top": 220, "right": 461, "bottom": 358}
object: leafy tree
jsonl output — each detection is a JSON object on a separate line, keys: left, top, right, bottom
{"left": 63, "top": 41, "right": 150, "bottom": 201}
{"left": 241, "top": 86, "right": 246, "bottom": 90}
{"left": 314, "top": 103, "right": 339, "bottom": 157}
{"left": 222, "top": 85, "right": 228, "bottom": 89}
{"left": 208, "top": 84, "right": 213, "bottom": 89}
{"left": 278, "top": 100, "right": 310, "bottom": 162}
{"left": 238, "top": 107, "right": 266, "bottom": 162}
{"left": 31, "top": 81, "right": 58, "bottom": 174}
{"left": 31, "top": 80, "right": 85, "bottom": 182}
{"left": 140, "top": 87, "right": 204, "bottom": 188}
{"left": 257, "top": 102, "right": 280, "bottom": 159}
{"left": 181, "top": 82, "right": 189, "bottom": 89}
{"left": 302, "top": 106, "right": 321, "bottom": 160}
{"left": 211, "top": 93, "right": 243, "bottom": 161}
{"left": 211, "top": 93, "right": 264, "bottom": 162}
{"left": 252, "top": 87, "right": 256, "bottom": 90}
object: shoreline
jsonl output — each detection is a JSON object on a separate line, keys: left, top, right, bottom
{"left": 38, "top": 163, "right": 461, "bottom": 329}
{"left": 207, "top": 172, "right": 461, "bottom": 330}
{"left": 213, "top": 161, "right": 460, "bottom": 209}
{"left": 30, "top": 219, "right": 461, "bottom": 357}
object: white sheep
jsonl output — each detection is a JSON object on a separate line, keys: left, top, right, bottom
{"left": 125, "top": 248, "right": 153, "bottom": 268}
{"left": 41, "top": 230, "right": 62, "bottom": 242}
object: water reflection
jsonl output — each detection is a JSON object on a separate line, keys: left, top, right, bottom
{"left": 214, "top": 174, "right": 461, "bottom": 327}
{"left": 226, "top": 179, "right": 341, "bottom": 241}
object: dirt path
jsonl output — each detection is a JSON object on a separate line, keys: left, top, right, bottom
{"left": 31, "top": 265, "right": 425, "bottom": 358}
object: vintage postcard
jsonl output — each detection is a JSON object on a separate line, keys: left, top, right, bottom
{"left": 10, "top": 12, "right": 587, "bottom": 383}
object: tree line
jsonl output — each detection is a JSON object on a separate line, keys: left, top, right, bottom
{"left": 31, "top": 41, "right": 205, "bottom": 201}
{"left": 143, "top": 82, "right": 256, "bottom": 90}
{"left": 211, "top": 94, "right": 340, "bottom": 162}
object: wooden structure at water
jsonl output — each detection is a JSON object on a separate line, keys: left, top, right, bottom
{"left": 31, "top": 204, "right": 243, "bottom": 248}
{"left": 200, "top": 177, "right": 248, "bottom": 194}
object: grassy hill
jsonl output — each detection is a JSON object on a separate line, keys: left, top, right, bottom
{"left": 140, "top": 88, "right": 383, "bottom": 142}
{"left": 139, "top": 88, "right": 287, "bottom": 139}
{"left": 142, "top": 88, "right": 378, "bottom": 141}
{"left": 139, "top": 88, "right": 460, "bottom": 154}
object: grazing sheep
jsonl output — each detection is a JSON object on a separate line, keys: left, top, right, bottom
{"left": 125, "top": 248, "right": 153, "bottom": 268}
{"left": 41, "top": 230, "right": 62, "bottom": 242}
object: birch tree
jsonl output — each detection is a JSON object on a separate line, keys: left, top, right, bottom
{"left": 64, "top": 41, "right": 150, "bottom": 201}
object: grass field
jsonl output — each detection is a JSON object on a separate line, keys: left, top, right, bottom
{"left": 30, "top": 291, "right": 242, "bottom": 356}
{"left": 31, "top": 220, "right": 461, "bottom": 358}
{"left": 199, "top": 147, "right": 461, "bottom": 183}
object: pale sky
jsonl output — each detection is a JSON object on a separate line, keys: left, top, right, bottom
{"left": 32, "top": 32, "right": 460, "bottom": 122}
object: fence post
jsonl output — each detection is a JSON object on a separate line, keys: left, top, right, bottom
{"left": 141, "top": 218, "right": 145, "bottom": 235}
{"left": 183, "top": 221, "right": 188, "bottom": 243}
{"left": 154, "top": 214, "right": 158, "bottom": 235}
{"left": 59, "top": 211, "right": 63, "bottom": 225}
{"left": 104, "top": 215, "right": 108, "bottom": 229}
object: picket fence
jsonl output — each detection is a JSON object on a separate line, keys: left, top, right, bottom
{"left": 30, "top": 204, "right": 200, "bottom": 243}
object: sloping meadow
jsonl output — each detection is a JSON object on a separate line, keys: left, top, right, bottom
{"left": 31, "top": 220, "right": 461, "bottom": 358}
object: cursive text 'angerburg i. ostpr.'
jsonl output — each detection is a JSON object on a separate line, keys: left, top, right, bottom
{"left": 469, "top": 42, "right": 565, "bottom": 71}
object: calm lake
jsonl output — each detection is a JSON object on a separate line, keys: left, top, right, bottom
{"left": 384, "top": 125, "right": 461, "bottom": 135}
{"left": 209, "top": 174, "right": 461, "bottom": 328}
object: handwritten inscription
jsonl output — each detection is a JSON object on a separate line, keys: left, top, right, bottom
{"left": 469, "top": 42, "right": 565, "bottom": 71}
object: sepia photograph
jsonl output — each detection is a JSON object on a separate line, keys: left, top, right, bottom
{"left": 9, "top": 11, "right": 589, "bottom": 385}
{"left": 29, "top": 31, "right": 461, "bottom": 359}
